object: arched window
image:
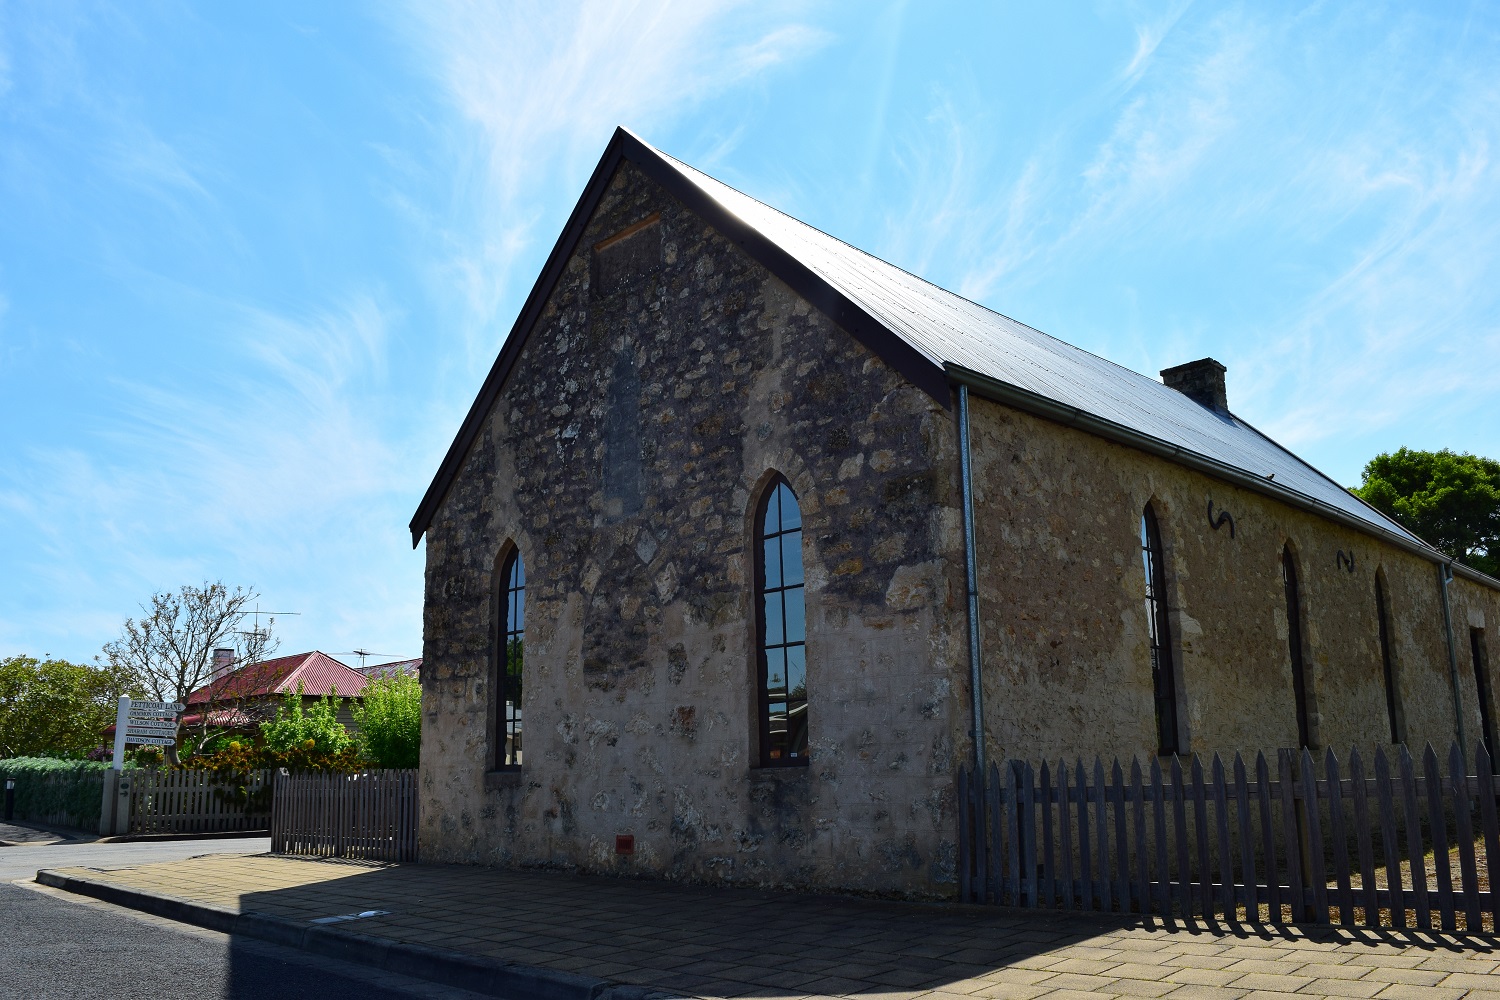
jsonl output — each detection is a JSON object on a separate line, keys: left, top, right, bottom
{"left": 1282, "top": 545, "right": 1312, "bottom": 749}
{"left": 1471, "top": 628, "right": 1495, "bottom": 764}
{"left": 495, "top": 549, "right": 524, "bottom": 769}
{"left": 1140, "top": 505, "right": 1180, "bottom": 755}
{"left": 756, "top": 478, "right": 807, "bottom": 767}
{"left": 1374, "top": 574, "right": 1403, "bottom": 745}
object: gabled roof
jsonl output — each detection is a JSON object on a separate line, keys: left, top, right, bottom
{"left": 186, "top": 651, "right": 368, "bottom": 704}
{"left": 410, "top": 128, "right": 1493, "bottom": 588}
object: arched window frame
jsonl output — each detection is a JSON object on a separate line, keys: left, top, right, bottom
{"left": 754, "top": 475, "right": 808, "bottom": 768}
{"left": 1471, "top": 628, "right": 1495, "bottom": 765}
{"left": 1140, "top": 503, "right": 1182, "bottom": 756}
{"left": 492, "top": 545, "right": 525, "bottom": 771}
{"left": 1282, "top": 543, "right": 1315, "bottom": 750}
{"left": 1374, "top": 570, "right": 1404, "bottom": 745}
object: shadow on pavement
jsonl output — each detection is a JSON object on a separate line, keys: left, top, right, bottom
{"left": 228, "top": 859, "right": 1500, "bottom": 999}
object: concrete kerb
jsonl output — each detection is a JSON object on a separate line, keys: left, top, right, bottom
{"left": 35, "top": 868, "right": 678, "bottom": 1000}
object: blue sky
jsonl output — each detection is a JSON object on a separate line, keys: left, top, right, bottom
{"left": 3, "top": 2, "right": 1497, "bottom": 666}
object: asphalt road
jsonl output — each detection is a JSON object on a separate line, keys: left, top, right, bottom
{"left": 0, "top": 881, "right": 490, "bottom": 1000}
{"left": 0, "top": 838, "right": 485, "bottom": 1000}
{"left": 0, "top": 833, "right": 271, "bottom": 881}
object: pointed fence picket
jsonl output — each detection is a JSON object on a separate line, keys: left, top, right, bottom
{"left": 270, "top": 769, "right": 418, "bottom": 862}
{"left": 955, "top": 742, "right": 1498, "bottom": 931}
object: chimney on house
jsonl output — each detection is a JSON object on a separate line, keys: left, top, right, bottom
{"left": 211, "top": 648, "right": 236, "bottom": 684}
{"left": 1160, "top": 358, "right": 1229, "bottom": 414}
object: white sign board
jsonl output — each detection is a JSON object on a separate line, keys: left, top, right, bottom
{"left": 125, "top": 736, "right": 176, "bottom": 747}
{"left": 111, "top": 696, "right": 183, "bottom": 768}
{"left": 125, "top": 720, "right": 178, "bottom": 733}
{"left": 129, "top": 700, "right": 186, "bottom": 714}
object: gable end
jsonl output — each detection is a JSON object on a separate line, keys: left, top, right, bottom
{"left": 408, "top": 127, "right": 951, "bottom": 547}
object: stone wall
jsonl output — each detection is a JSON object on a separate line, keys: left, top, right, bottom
{"left": 419, "top": 160, "right": 970, "bottom": 896}
{"left": 966, "top": 396, "right": 1500, "bottom": 767}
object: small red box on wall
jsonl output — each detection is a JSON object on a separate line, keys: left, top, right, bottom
{"left": 615, "top": 834, "right": 635, "bottom": 855}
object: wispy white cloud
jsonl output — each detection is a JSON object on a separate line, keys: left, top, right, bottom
{"left": 0, "top": 287, "right": 419, "bottom": 659}
{"left": 871, "top": 8, "right": 1256, "bottom": 310}
{"left": 0, "top": 26, "right": 11, "bottom": 100}
{"left": 860, "top": 4, "right": 1499, "bottom": 481}
{"left": 103, "top": 119, "right": 212, "bottom": 204}
{"left": 1120, "top": 0, "right": 1195, "bottom": 87}
{"left": 391, "top": 0, "right": 831, "bottom": 374}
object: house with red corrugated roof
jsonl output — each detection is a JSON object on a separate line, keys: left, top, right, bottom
{"left": 184, "top": 650, "right": 371, "bottom": 734}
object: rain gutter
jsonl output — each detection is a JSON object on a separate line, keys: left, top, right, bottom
{"left": 957, "top": 385, "right": 986, "bottom": 776}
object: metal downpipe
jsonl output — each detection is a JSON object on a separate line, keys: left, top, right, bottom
{"left": 1440, "top": 561, "right": 1466, "bottom": 762}
{"left": 958, "top": 385, "right": 986, "bottom": 775}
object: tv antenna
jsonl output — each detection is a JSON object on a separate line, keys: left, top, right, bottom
{"left": 231, "top": 605, "right": 300, "bottom": 653}
{"left": 343, "top": 649, "right": 402, "bottom": 669}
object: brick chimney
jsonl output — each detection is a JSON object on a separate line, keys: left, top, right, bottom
{"left": 1160, "top": 358, "right": 1228, "bottom": 414}
{"left": 210, "top": 647, "right": 236, "bottom": 683}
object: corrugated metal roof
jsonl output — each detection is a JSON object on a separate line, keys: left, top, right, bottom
{"left": 651, "top": 145, "right": 1425, "bottom": 548}
{"left": 359, "top": 658, "right": 421, "bottom": 679}
{"left": 187, "top": 651, "right": 368, "bottom": 703}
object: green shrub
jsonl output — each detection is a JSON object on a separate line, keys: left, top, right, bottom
{"left": 129, "top": 744, "right": 166, "bottom": 769}
{"left": 353, "top": 672, "right": 421, "bottom": 769}
{"left": 0, "top": 757, "right": 133, "bottom": 829}
{"left": 260, "top": 684, "right": 351, "bottom": 756}
{"left": 180, "top": 741, "right": 362, "bottom": 774}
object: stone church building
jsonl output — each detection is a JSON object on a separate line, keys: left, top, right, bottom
{"left": 410, "top": 128, "right": 1500, "bottom": 897}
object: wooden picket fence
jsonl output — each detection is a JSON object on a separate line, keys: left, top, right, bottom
{"left": 126, "top": 768, "right": 273, "bottom": 834}
{"left": 958, "top": 742, "right": 1499, "bottom": 931}
{"left": 270, "top": 769, "right": 418, "bottom": 862}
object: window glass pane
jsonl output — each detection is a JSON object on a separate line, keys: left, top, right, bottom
{"left": 783, "top": 585, "right": 806, "bottom": 643}
{"left": 781, "top": 531, "right": 803, "bottom": 586}
{"left": 765, "top": 647, "right": 787, "bottom": 695}
{"left": 766, "top": 701, "right": 789, "bottom": 762}
{"left": 498, "top": 550, "right": 526, "bottom": 769}
{"left": 763, "top": 592, "right": 784, "bottom": 645}
{"left": 785, "top": 645, "right": 806, "bottom": 700}
{"left": 786, "top": 698, "right": 808, "bottom": 760}
{"left": 763, "top": 538, "right": 781, "bottom": 588}
{"left": 778, "top": 484, "right": 801, "bottom": 530}
{"left": 757, "top": 480, "right": 807, "bottom": 766}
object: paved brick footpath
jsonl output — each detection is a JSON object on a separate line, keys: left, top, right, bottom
{"left": 36, "top": 854, "right": 1500, "bottom": 1000}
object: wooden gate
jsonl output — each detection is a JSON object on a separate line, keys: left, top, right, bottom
{"left": 125, "top": 768, "right": 273, "bottom": 834}
{"left": 957, "top": 742, "right": 1498, "bottom": 931}
{"left": 270, "top": 769, "right": 418, "bottom": 862}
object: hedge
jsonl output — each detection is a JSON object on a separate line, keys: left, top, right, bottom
{"left": 0, "top": 757, "right": 134, "bottom": 830}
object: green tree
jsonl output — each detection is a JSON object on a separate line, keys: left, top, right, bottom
{"left": 259, "top": 684, "right": 351, "bottom": 755}
{"left": 0, "top": 656, "right": 136, "bottom": 759}
{"left": 1353, "top": 447, "right": 1500, "bottom": 576}
{"left": 352, "top": 672, "right": 421, "bottom": 769}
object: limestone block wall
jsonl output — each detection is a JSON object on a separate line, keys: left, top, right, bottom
{"left": 419, "top": 161, "right": 969, "bottom": 896}
{"left": 967, "top": 396, "right": 1500, "bottom": 767}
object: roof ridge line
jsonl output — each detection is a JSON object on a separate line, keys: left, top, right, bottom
{"left": 650, "top": 144, "right": 1177, "bottom": 394}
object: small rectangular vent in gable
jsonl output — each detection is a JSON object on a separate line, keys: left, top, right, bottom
{"left": 592, "top": 212, "right": 662, "bottom": 296}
